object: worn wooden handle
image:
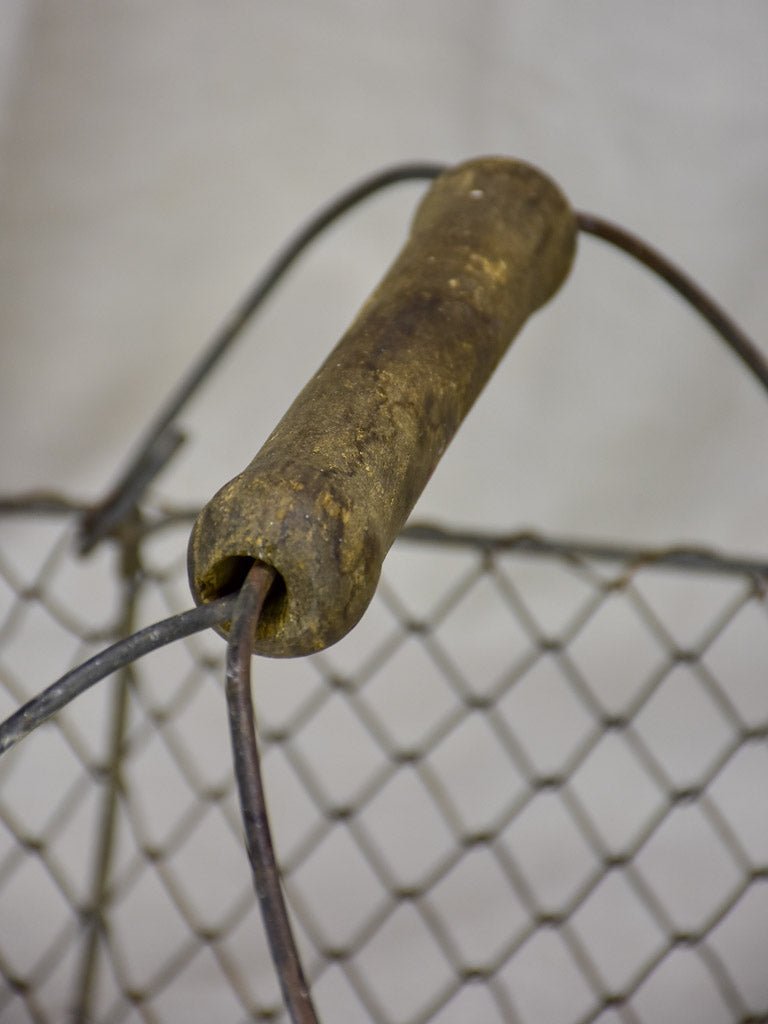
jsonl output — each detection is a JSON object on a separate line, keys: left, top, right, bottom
{"left": 188, "top": 157, "right": 576, "bottom": 656}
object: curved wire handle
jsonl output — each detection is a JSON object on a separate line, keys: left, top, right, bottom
{"left": 78, "top": 164, "right": 768, "bottom": 553}
{"left": 3, "top": 163, "right": 765, "bottom": 755}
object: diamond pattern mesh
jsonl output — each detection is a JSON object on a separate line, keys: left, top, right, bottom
{"left": 0, "top": 506, "right": 766, "bottom": 1024}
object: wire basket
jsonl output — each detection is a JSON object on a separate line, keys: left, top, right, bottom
{"left": 1, "top": 161, "right": 767, "bottom": 1024}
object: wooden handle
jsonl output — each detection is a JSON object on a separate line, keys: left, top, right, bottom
{"left": 188, "top": 157, "right": 576, "bottom": 656}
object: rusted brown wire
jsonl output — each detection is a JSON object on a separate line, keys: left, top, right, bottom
{"left": 576, "top": 210, "right": 768, "bottom": 394}
{"left": 225, "top": 561, "right": 320, "bottom": 1024}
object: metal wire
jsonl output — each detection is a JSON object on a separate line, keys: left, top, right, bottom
{"left": 4, "top": 517, "right": 764, "bottom": 765}
{"left": 226, "top": 561, "right": 320, "bottom": 1024}
{"left": 576, "top": 211, "right": 768, "bottom": 395}
{"left": 78, "top": 164, "right": 768, "bottom": 553}
{"left": 0, "top": 594, "right": 237, "bottom": 756}
{"left": 399, "top": 523, "right": 768, "bottom": 579}
{"left": 0, "top": 163, "right": 766, "bottom": 1023}
{"left": 2, "top": 511, "right": 766, "bottom": 1022}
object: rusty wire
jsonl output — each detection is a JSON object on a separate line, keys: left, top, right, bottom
{"left": 3, "top": 508, "right": 765, "bottom": 765}
{"left": 225, "top": 561, "right": 320, "bottom": 1024}
{"left": 2, "top": 511, "right": 767, "bottom": 1022}
{"left": 575, "top": 211, "right": 768, "bottom": 395}
{"left": 0, "top": 163, "right": 766, "bottom": 1022}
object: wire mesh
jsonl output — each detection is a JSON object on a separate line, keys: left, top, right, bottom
{"left": 1, "top": 501, "right": 766, "bottom": 1024}
{"left": 1, "top": 161, "right": 767, "bottom": 1024}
